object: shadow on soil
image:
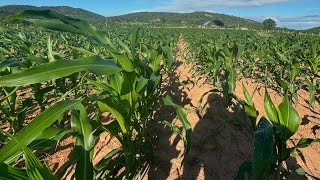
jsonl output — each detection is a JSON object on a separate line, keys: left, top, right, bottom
{"left": 148, "top": 61, "right": 255, "bottom": 179}
{"left": 180, "top": 94, "right": 253, "bottom": 180}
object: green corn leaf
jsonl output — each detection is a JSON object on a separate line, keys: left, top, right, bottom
{"left": 277, "top": 95, "right": 300, "bottom": 140}
{"left": 95, "top": 147, "right": 122, "bottom": 171}
{"left": 149, "top": 50, "right": 162, "bottom": 73}
{"left": 108, "top": 73, "right": 124, "bottom": 94}
{"left": 0, "top": 56, "right": 121, "bottom": 87}
{"left": 242, "top": 82, "right": 254, "bottom": 107}
{"left": 47, "top": 36, "right": 55, "bottom": 62}
{"left": 275, "top": 78, "right": 288, "bottom": 92}
{"left": 235, "top": 43, "right": 245, "bottom": 61}
{"left": 23, "top": 146, "right": 56, "bottom": 180}
{"left": 74, "top": 146, "right": 94, "bottom": 180}
{"left": 264, "top": 89, "right": 279, "bottom": 126}
{"left": 253, "top": 117, "right": 275, "bottom": 180}
{"left": 28, "top": 127, "right": 71, "bottom": 151}
{"left": 0, "top": 100, "right": 81, "bottom": 163}
{"left": 4, "top": 10, "right": 114, "bottom": 48}
{"left": 95, "top": 155, "right": 125, "bottom": 179}
{"left": 23, "top": 19, "right": 86, "bottom": 36}
{"left": 71, "top": 104, "right": 95, "bottom": 151}
{"left": 136, "top": 77, "right": 149, "bottom": 94}
{"left": 0, "top": 47, "right": 11, "bottom": 54}
{"left": 0, "top": 59, "right": 18, "bottom": 70}
{"left": 130, "top": 26, "right": 140, "bottom": 52}
{"left": 290, "top": 63, "right": 300, "bottom": 82}
{"left": 296, "top": 138, "right": 320, "bottom": 148}
{"left": 295, "top": 168, "right": 305, "bottom": 175}
{"left": 97, "top": 101, "right": 129, "bottom": 135}
{"left": 117, "top": 38, "right": 133, "bottom": 60}
{"left": 113, "top": 53, "right": 134, "bottom": 71}
{"left": 0, "top": 163, "right": 28, "bottom": 180}
{"left": 1, "top": 131, "right": 56, "bottom": 180}
{"left": 66, "top": 44, "right": 97, "bottom": 56}
{"left": 120, "top": 71, "right": 137, "bottom": 110}
{"left": 162, "top": 46, "right": 174, "bottom": 71}
{"left": 5, "top": 10, "right": 136, "bottom": 71}
{"left": 243, "top": 104, "right": 258, "bottom": 130}
{"left": 147, "top": 73, "right": 161, "bottom": 96}
{"left": 163, "top": 95, "right": 192, "bottom": 161}
{"left": 85, "top": 78, "right": 109, "bottom": 90}
{"left": 227, "top": 68, "right": 237, "bottom": 94}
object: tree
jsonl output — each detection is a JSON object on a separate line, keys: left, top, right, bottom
{"left": 263, "top": 18, "right": 276, "bottom": 30}
{"left": 213, "top": 20, "right": 224, "bottom": 27}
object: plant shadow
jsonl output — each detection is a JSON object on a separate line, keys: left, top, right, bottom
{"left": 148, "top": 58, "right": 254, "bottom": 179}
{"left": 180, "top": 93, "right": 253, "bottom": 179}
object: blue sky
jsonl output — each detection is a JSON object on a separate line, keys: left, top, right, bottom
{"left": 0, "top": 0, "right": 320, "bottom": 30}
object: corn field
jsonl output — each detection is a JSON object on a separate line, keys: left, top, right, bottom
{"left": 0, "top": 10, "right": 320, "bottom": 180}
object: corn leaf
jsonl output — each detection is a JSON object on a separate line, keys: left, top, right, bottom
{"left": 0, "top": 56, "right": 121, "bottom": 87}
{"left": 163, "top": 95, "right": 192, "bottom": 160}
{"left": 296, "top": 138, "right": 320, "bottom": 148}
{"left": 277, "top": 95, "right": 300, "bottom": 140}
{"left": 98, "top": 101, "right": 129, "bottom": 134}
{"left": 0, "top": 100, "right": 81, "bottom": 163}
{"left": 23, "top": 146, "right": 56, "bottom": 180}
{"left": 0, "top": 163, "right": 28, "bottom": 180}
{"left": 252, "top": 117, "right": 275, "bottom": 180}
{"left": 264, "top": 89, "right": 279, "bottom": 126}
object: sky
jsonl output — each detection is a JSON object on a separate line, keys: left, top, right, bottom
{"left": 0, "top": 0, "right": 320, "bottom": 30}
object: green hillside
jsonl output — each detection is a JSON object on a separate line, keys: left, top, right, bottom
{"left": 0, "top": 5, "right": 106, "bottom": 22}
{"left": 108, "top": 12, "right": 263, "bottom": 29}
{"left": 0, "top": 5, "right": 263, "bottom": 29}
{"left": 306, "top": 26, "right": 320, "bottom": 33}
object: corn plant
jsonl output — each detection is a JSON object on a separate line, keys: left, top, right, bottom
{"left": 197, "top": 42, "right": 244, "bottom": 114}
{"left": 233, "top": 83, "right": 259, "bottom": 131}
{"left": 307, "top": 41, "right": 320, "bottom": 108}
{"left": 236, "top": 90, "right": 320, "bottom": 179}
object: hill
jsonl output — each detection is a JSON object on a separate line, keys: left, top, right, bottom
{"left": 0, "top": 5, "right": 106, "bottom": 22}
{"left": 0, "top": 5, "right": 263, "bottom": 29}
{"left": 108, "top": 12, "right": 263, "bottom": 29}
{"left": 306, "top": 26, "right": 320, "bottom": 33}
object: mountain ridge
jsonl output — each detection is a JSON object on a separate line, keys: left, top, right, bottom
{"left": 0, "top": 5, "right": 106, "bottom": 22}
{"left": 306, "top": 26, "right": 320, "bottom": 33}
{"left": 107, "top": 11, "right": 263, "bottom": 29}
{"left": 0, "top": 5, "right": 265, "bottom": 29}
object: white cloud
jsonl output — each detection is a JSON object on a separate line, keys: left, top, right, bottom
{"left": 152, "top": 0, "right": 300, "bottom": 12}
{"left": 250, "top": 15, "right": 320, "bottom": 30}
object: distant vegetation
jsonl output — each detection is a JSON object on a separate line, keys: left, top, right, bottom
{"left": 108, "top": 12, "right": 264, "bottom": 29}
{"left": 0, "top": 5, "right": 264, "bottom": 29}
{"left": 0, "top": 5, "right": 106, "bottom": 22}
{"left": 306, "top": 26, "right": 320, "bottom": 33}
{"left": 263, "top": 18, "right": 277, "bottom": 30}
{"left": 0, "top": 5, "right": 318, "bottom": 33}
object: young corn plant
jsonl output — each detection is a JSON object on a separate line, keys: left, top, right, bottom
{"left": 233, "top": 83, "right": 259, "bottom": 131}
{"left": 236, "top": 90, "right": 320, "bottom": 180}
{"left": 197, "top": 42, "right": 244, "bottom": 114}
{"left": 307, "top": 41, "right": 320, "bottom": 108}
